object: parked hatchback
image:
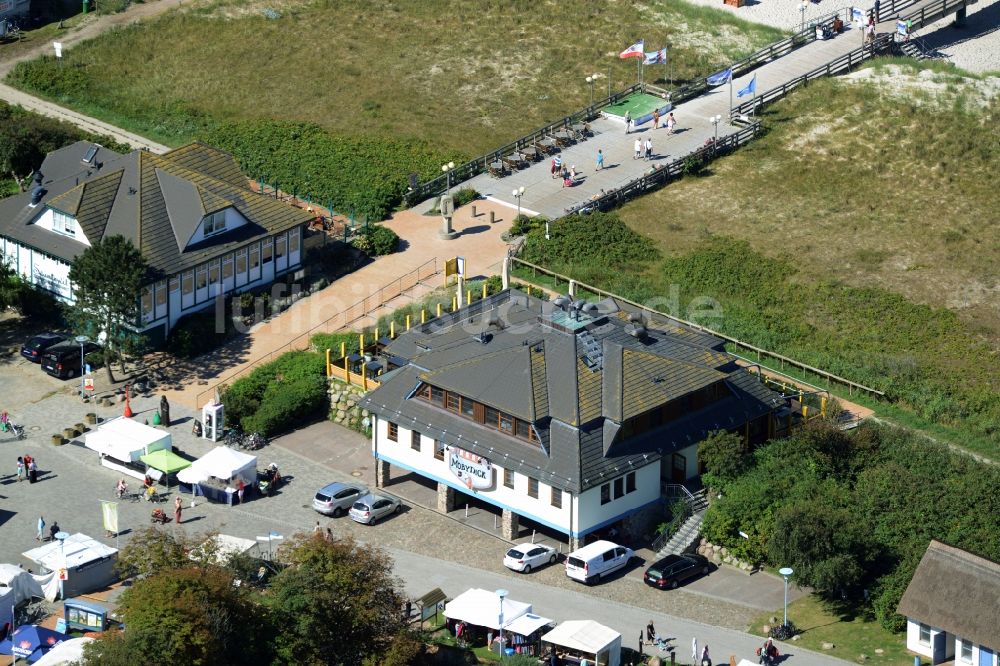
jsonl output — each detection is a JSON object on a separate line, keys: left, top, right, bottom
{"left": 503, "top": 542, "right": 559, "bottom": 573}
{"left": 20, "top": 332, "right": 66, "bottom": 362}
{"left": 348, "top": 493, "right": 401, "bottom": 525}
{"left": 312, "top": 482, "right": 368, "bottom": 517}
{"left": 644, "top": 553, "right": 711, "bottom": 590}
{"left": 40, "top": 341, "right": 101, "bottom": 379}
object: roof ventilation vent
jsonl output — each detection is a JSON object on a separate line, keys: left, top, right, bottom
{"left": 627, "top": 324, "right": 647, "bottom": 340}
{"left": 33, "top": 171, "right": 43, "bottom": 185}
{"left": 582, "top": 302, "right": 599, "bottom": 314}
{"left": 628, "top": 312, "right": 643, "bottom": 323}
{"left": 553, "top": 295, "right": 571, "bottom": 310}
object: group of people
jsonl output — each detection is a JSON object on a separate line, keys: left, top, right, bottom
{"left": 35, "top": 516, "right": 60, "bottom": 542}
{"left": 633, "top": 137, "right": 654, "bottom": 161}
{"left": 16, "top": 454, "right": 38, "bottom": 483}
{"left": 550, "top": 157, "right": 580, "bottom": 188}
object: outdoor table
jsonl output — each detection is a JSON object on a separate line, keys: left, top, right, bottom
{"left": 554, "top": 130, "right": 572, "bottom": 145}
{"left": 489, "top": 161, "right": 504, "bottom": 171}
{"left": 521, "top": 146, "right": 538, "bottom": 159}
{"left": 538, "top": 138, "right": 557, "bottom": 153}
{"left": 570, "top": 123, "right": 585, "bottom": 133}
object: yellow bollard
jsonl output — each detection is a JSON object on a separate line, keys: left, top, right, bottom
{"left": 390, "top": 321, "right": 395, "bottom": 338}
{"left": 821, "top": 396, "right": 827, "bottom": 418}
{"left": 436, "top": 303, "right": 442, "bottom": 317}
{"left": 340, "top": 341, "right": 345, "bottom": 358}
{"left": 375, "top": 327, "right": 379, "bottom": 342}
{"left": 467, "top": 289, "right": 471, "bottom": 305}
{"left": 421, "top": 309, "right": 426, "bottom": 324}
{"left": 325, "top": 349, "right": 331, "bottom": 377}
{"left": 362, "top": 361, "right": 368, "bottom": 391}
{"left": 452, "top": 295, "right": 457, "bottom": 312}
{"left": 802, "top": 405, "right": 809, "bottom": 420}
{"left": 360, "top": 333, "right": 365, "bottom": 353}
{"left": 482, "top": 283, "right": 488, "bottom": 299}
{"left": 343, "top": 354, "right": 350, "bottom": 386}
{"left": 406, "top": 314, "right": 411, "bottom": 331}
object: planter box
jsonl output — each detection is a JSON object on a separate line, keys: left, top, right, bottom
{"left": 724, "top": 0, "right": 747, "bottom": 7}
{"left": 51, "top": 435, "right": 64, "bottom": 446}
{"left": 85, "top": 413, "right": 98, "bottom": 425}
{"left": 63, "top": 428, "right": 78, "bottom": 439}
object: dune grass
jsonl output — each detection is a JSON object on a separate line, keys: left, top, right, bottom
{"left": 5, "top": 0, "right": 785, "bottom": 153}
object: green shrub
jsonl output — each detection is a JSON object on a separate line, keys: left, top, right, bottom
{"left": 519, "top": 212, "right": 659, "bottom": 271}
{"left": 311, "top": 332, "right": 361, "bottom": 355}
{"left": 452, "top": 187, "right": 479, "bottom": 208}
{"left": 241, "top": 375, "right": 328, "bottom": 437}
{"left": 484, "top": 275, "right": 504, "bottom": 295}
{"left": 367, "top": 225, "right": 400, "bottom": 256}
{"left": 166, "top": 311, "right": 228, "bottom": 359}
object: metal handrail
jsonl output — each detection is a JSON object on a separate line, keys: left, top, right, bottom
{"left": 509, "top": 257, "right": 886, "bottom": 399}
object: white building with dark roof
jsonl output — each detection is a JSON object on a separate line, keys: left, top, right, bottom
{"left": 360, "top": 290, "right": 786, "bottom": 548}
{"left": 897, "top": 540, "right": 1000, "bottom": 666}
{"left": 0, "top": 141, "right": 313, "bottom": 344}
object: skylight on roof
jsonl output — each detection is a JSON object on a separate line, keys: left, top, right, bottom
{"left": 81, "top": 144, "right": 100, "bottom": 165}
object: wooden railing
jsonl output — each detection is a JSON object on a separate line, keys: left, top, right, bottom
{"left": 509, "top": 257, "right": 885, "bottom": 399}
{"left": 900, "top": 0, "right": 975, "bottom": 28}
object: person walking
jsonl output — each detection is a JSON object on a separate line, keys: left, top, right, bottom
{"left": 16, "top": 457, "right": 24, "bottom": 483}
{"left": 237, "top": 478, "right": 245, "bottom": 504}
{"left": 36, "top": 516, "right": 44, "bottom": 541}
{"left": 701, "top": 644, "right": 711, "bottom": 666}
{"left": 569, "top": 164, "right": 577, "bottom": 181}
{"left": 645, "top": 137, "right": 653, "bottom": 160}
{"left": 624, "top": 110, "right": 631, "bottom": 133}
{"left": 325, "top": 527, "right": 334, "bottom": 542}
{"left": 646, "top": 620, "right": 656, "bottom": 643}
{"left": 27, "top": 457, "right": 37, "bottom": 484}
{"left": 666, "top": 113, "right": 677, "bottom": 134}
{"left": 596, "top": 149, "right": 604, "bottom": 171}
{"left": 173, "top": 495, "right": 183, "bottom": 525}
{"left": 653, "top": 109, "right": 660, "bottom": 129}
{"left": 554, "top": 155, "right": 563, "bottom": 178}
{"left": 550, "top": 157, "right": 558, "bottom": 179}
{"left": 314, "top": 521, "right": 322, "bottom": 534}
{"left": 692, "top": 637, "right": 699, "bottom": 664}
{"left": 633, "top": 138, "right": 642, "bottom": 160}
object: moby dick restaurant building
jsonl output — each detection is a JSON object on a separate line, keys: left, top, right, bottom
{"left": 360, "top": 290, "right": 784, "bottom": 548}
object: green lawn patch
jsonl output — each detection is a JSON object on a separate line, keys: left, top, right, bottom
{"left": 750, "top": 596, "right": 912, "bottom": 665}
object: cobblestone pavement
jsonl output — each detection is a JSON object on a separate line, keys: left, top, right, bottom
{"left": 0, "top": 357, "right": 797, "bottom": 635}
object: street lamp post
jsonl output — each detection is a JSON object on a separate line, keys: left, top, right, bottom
{"left": 709, "top": 115, "right": 722, "bottom": 154}
{"left": 799, "top": 1, "right": 808, "bottom": 32}
{"left": 779, "top": 567, "right": 794, "bottom": 629}
{"left": 496, "top": 588, "right": 509, "bottom": 661}
{"left": 55, "top": 531, "right": 70, "bottom": 600}
{"left": 545, "top": 219, "right": 551, "bottom": 240}
{"left": 74, "top": 335, "right": 88, "bottom": 398}
{"left": 586, "top": 75, "right": 596, "bottom": 108}
{"left": 441, "top": 161, "right": 455, "bottom": 195}
{"left": 512, "top": 186, "right": 525, "bottom": 220}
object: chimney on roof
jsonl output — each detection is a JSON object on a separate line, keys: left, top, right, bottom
{"left": 29, "top": 186, "right": 45, "bottom": 207}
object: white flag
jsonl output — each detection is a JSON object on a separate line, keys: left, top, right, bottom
{"left": 101, "top": 501, "right": 118, "bottom": 534}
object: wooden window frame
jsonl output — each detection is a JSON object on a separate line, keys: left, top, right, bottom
{"left": 434, "top": 440, "right": 446, "bottom": 461}
{"left": 550, "top": 487, "right": 562, "bottom": 509}
{"left": 387, "top": 422, "right": 398, "bottom": 442}
{"left": 613, "top": 477, "right": 624, "bottom": 499}
{"left": 626, "top": 471, "right": 636, "bottom": 494}
{"left": 600, "top": 483, "right": 611, "bottom": 505}
{"left": 527, "top": 476, "right": 538, "bottom": 499}
{"left": 411, "top": 430, "right": 421, "bottom": 452}
{"left": 503, "top": 468, "right": 514, "bottom": 489}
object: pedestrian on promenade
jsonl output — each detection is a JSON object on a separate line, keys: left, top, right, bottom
{"left": 646, "top": 620, "right": 656, "bottom": 642}
{"left": 701, "top": 644, "right": 711, "bottom": 666}
{"left": 551, "top": 158, "right": 558, "bottom": 178}
{"left": 624, "top": 110, "right": 631, "bottom": 133}
{"left": 237, "top": 478, "right": 245, "bottom": 504}
{"left": 16, "top": 457, "right": 24, "bottom": 482}
{"left": 645, "top": 138, "right": 653, "bottom": 160}
{"left": 569, "top": 164, "right": 577, "bottom": 181}
{"left": 36, "top": 516, "right": 44, "bottom": 541}
{"left": 874, "top": 0, "right": 881, "bottom": 20}
{"left": 554, "top": 155, "right": 563, "bottom": 178}
{"left": 28, "top": 457, "right": 37, "bottom": 484}
{"left": 634, "top": 138, "right": 642, "bottom": 160}
{"left": 667, "top": 113, "right": 677, "bottom": 134}
{"left": 174, "top": 495, "right": 183, "bottom": 525}
{"left": 596, "top": 149, "right": 604, "bottom": 170}
{"left": 314, "top": 521, "right": 322, "bottom": 534}
{"left": 653, "top": 109, "right": 660, "bottom": 129}
{"left": 325, "top": 527, "right": 333, "bottom": 542}
{"left": 692, "top": 637, "right": 699, "bottom": 664}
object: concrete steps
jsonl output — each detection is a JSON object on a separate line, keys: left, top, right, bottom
{"left": 655, "top": 509, "right": 706, "bottom": 558}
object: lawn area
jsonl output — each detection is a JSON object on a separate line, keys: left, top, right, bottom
{"left": 750, "top": 596, "right": 913, "bottom": 666}
{"left": 5, "top": 0, "right": 785, "bottom": 152}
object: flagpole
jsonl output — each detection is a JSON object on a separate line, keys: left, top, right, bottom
{"left": 729, "top": 76, "right": 733, "bottom": 116}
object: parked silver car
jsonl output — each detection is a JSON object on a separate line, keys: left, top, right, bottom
{"left": 348, "top": 493, "right": 401, "bottom": 525}
{"left": 313, "top": 482, "right": 368, "bottom": 517}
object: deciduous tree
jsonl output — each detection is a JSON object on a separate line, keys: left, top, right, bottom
{"left": 68, "top": 235, "right": 148, "bottom": 382}
{"left": 698, "top": 429, "right": 751, "bottom": 490}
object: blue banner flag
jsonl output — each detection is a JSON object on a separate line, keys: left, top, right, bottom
{"left": 643, "top": 48, "right": 667, "bottom": 65}
{"left": 737, "top": 74, "right": 756, "bottom": 98}
{"left": 706, "top": 68, "right": 732, "bottom": 86}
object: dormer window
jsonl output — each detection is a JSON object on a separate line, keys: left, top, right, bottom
{"left": 203, "top": 210, "right": 227, "bottom": 236}
{"left": 52, "top": 210, "right": 76, "bottom": 236}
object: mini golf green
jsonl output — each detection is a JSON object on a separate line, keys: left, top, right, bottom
{"left": 603, "top": 92, "right": 667, "bottom": 119}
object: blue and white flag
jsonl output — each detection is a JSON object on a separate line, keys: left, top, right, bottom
{"left": 852, "top": 6, "right": 864, "bottom": 21}
{"left": 706, "top": 68, "right": 732, "bottom": 86}
{"left": 737, "top": 74, "right": 756, "bottom": 98}
{"left": 644, "top": 48, "right": 667, "bottom": 65}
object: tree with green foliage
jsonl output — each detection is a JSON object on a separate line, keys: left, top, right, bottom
{"left": 267, "top": 534, "right": 408, "bottom": 666}
{"left": 0, "top": 259, "right": 19, "bottom": 313}
{"left": 698, "top": 430, "right": 750, "bottom": 491}
{"left": 82, "top": 566, "right": 268, "bottom": 666}
{"left": 68, "top": 235, "right": 148, "bottom": 383}
{"left": 113, "top": 527, "right": 190, "bottom": 579}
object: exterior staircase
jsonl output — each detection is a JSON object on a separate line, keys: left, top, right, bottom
{"left": 652, "top": 487, "right": 710, "bottom": 558}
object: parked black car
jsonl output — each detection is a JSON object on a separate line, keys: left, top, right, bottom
{"left": 40, "top": 341, "right": 101, "bottom": 379}
{"left": 20, "top": 332, "right": 66, "bottom": 362}
{"left": 643, "top": 553, "right": 711, "bottom": 590}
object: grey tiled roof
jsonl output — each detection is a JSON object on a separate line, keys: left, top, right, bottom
{"left": 363, "top": 291, "right": 784, "bottom": 493}
{"left": 0, "top": 141, "right": 313, "bottom": 276}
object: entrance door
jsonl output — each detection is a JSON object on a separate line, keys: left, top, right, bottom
{"left": 671, "top": 453, "right": 687, "bottom": 483}
{"left": 932, "top": 631, "right": 947, "bottom": 665}
{"left": 980, "top": 648, "right": 993, "bottom": 666}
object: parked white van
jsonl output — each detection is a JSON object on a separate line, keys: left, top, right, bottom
{"left": 565, "top": 540, "right": 633, "bottom": 584}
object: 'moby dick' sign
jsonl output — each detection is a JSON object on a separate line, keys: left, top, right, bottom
{"left": 447, "top": 446, "right": 494, "bottom": 490}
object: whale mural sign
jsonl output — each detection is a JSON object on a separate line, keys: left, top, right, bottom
{"left": 447, "top": 446, "right": 494, "bottom": 490}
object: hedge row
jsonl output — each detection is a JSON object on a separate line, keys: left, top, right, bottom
{"left": 222, "top": 351, "right": 328, "bottom": 437}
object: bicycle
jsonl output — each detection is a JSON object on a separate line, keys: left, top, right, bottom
{"left": 8, "top": 422, "right": 26, "bottom": 440}
{"left": 243, "top": 432, "right": 266, "bottom": 451}
{"left": 225, "top": 426, "right": 245, "bottom": 449}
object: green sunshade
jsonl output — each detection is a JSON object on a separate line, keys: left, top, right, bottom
{"left": 140, "top": 449, "right": 192, "bottom": 474}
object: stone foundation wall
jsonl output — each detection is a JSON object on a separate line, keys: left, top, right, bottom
{"left": 328, "top": 380, "right": 369, "bottom": 432}
{"left": 622, "top": 499, "right": 667, "bottom": 543}
{"left": 697, "top": 538, "right": 757, "bottom": 572}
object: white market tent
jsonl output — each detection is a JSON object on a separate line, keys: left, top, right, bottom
{"left": 505, "top": 612, "right": 553, "bottom": 637}
{"left": 177, "top": 446, "right": 257, "bottom": 486}
{"left": 84, "top": 417, "right": 171, "bottom": 479}
{"left": 444, "top": 588, "right": 531, "bottom": 630}
{"left": 0, "top": 563, "right": 44, "bottom": 605}
{"left": 542, "top": 620, "right": 622, "bottom": 666}
{"left": 31, "top": 637, "right": 95, "bottom": 666}
{"left": 22, "top": 534, "right": 118, "bottom": 601}
{"left": 189, "top": 534, "right": 260, "bottom": 565}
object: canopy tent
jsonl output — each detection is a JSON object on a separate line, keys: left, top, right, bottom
{"left": 84, "top": 418, "right": 171, "bottom": 480}
{"left": 0, "top": 564, "right": 44, "bottom": 605}
{"left": 140, "top": 449, "right": 190, "bottom": 474}
{"left": 444, "top": 588, "right": 531, "bottom": 631}
{"left": 31, "top": 637, "right": 94, "bottom": 666}
{"left": 189, "top": 534, "right": 260, "bottom": 565}
{"left": 542, "top": 620, "right": 622, "bottom": 666}
{"left": 177, "top": 446, "right": 256, "bottom": 486}
{"left": 22, "top": 534, "right": 117, "bottom": 601}
{"left": 505, "top": 612, "right": 553, "bottom": 637}
{"left": 0, "top": 625, "right": 68, "bottom": 662}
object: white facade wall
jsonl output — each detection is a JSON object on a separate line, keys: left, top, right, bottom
{"left": 574, "top": 462, "right": 660, "bottom": 535}
{"left": 0, "top": 237, "right": 74, "bottom": 301}
{"left": 34, "top": 208, "right": 92, "bottom": 247}
{"left": 906, "top": 619, "right": 955, "bottom": 660}
{"left": 952, "top": 637, "right": 999, "bottom": 666}
{"left": 373, "top": 417, "right": 661, "bottom": 537}
{"left": 184, "top": 207, "right": 249, "bottom": 246}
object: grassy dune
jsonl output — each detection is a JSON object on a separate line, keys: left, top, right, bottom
{"left": 5, "top": 0, "right": 784, "bottom": 151}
